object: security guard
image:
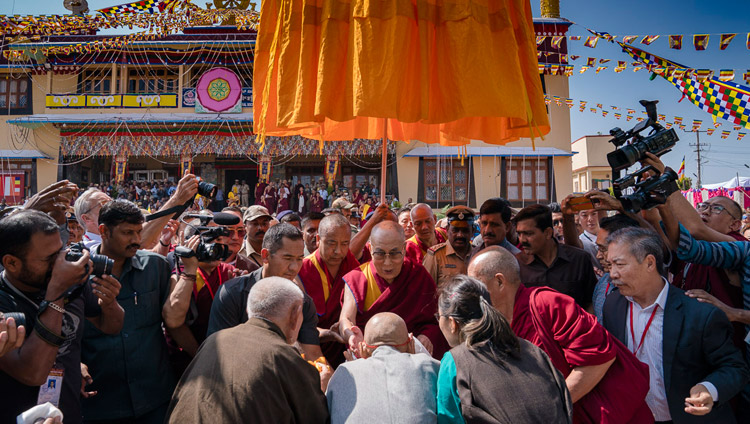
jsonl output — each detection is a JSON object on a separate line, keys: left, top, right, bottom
{"left": 423, "top": 206, "right": 475, "bottom": 288}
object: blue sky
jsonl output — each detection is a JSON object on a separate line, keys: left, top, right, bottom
{"left": 3, "top": 1, "right": 750, "bottom": 184}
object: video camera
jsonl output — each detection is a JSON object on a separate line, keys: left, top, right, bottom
{"left": 607, "top": 100, "right": 681, "bottom": 213}
{"left": 174, "top": 212, "right": 239, "bottom": 262}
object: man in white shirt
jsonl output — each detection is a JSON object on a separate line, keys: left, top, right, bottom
{"left": 578, "top": 208, "right": 602, "bottom": 269}
{"left": 602, "top": 227, "right": 748, "bottom": 423}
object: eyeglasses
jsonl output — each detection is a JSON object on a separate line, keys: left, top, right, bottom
{"left": 696, "top": 203, "right": 740, "bottom": 219}
{"left": 371, "top": 250, "right": 404, "bottom": 261}
{"left": 224, "top": 228, "right": 247, "bottom": 238}
{"left": 553, "top": 219, "right": 563, "bottom": 226}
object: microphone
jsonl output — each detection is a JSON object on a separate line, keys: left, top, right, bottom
{"left": 184, "top": 212, "right": 240, "bottom": 226}
{"left": 212, "top": 212, "right": 241, "bottom": 226}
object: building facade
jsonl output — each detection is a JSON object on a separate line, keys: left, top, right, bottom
{"left": 571, "top": 135, "right": 614, "bottom": 193}
{"left": 0, "top": 14, "right": 574, "bottom": 208}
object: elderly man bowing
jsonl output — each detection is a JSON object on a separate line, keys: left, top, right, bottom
{"left": 327, "top": 312, "right": 440, "bottom": 424}
{"left": 340, "top": 221, "right": 447, "bottom": 359}
{"left": 166, "top": 277, "right": 331, "bottom": 423}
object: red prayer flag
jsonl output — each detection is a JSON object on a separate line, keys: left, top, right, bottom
{"left": 694, "top": 34, "right": 709, "bottom": 50}
{"left": 669, "top": 35, "right": 683, "bottom": 49}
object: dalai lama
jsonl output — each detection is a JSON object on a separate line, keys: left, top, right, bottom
{"left": 339, "top": 221, "right": 447, "bottom": 359}
{"left": 405, "top": 203, "right": 447, "bottom": 264}
{"left": 298, "top": 214, "right": 361, "bottom": 366}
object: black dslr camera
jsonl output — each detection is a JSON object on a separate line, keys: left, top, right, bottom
{"left": 66, "top": 242, "right": 114, "bottom": 277}
{"left": 607, "top": 100, "right": 681, "bottom": 213}
{"left": 174, "top": 212, "right": 239, "bottom": 262}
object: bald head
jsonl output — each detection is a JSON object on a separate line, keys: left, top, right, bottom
{"left": 371, "top": 220, "right": 405, "bottom": 245}
{"left": 318, "top": 213, "right": 351, "bottom": 238}
{"left": 468, "top": 246, "right": 521, "bottom": 287}
{"left": 364, "top": 312, "right": 410, "bottom": 353}
{"left": 410, "top": 203, "right": 434, "bottom": 220}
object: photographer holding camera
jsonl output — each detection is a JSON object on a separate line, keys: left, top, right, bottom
{"left": 0, "top": 210, "right": 124, "bottom": 424}
{"left": 163, "top": 212, "right": 237, "bottom": 372}
{"left": 81, "top": 199, "right": 177, "bottom": 424}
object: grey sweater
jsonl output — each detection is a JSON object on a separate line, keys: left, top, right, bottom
{"left": 326, "top": 346, "right": 440, "bottom": 424}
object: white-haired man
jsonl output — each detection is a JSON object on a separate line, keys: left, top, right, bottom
{"left": 166, "top": 277, "right": 331, "bottom": 423}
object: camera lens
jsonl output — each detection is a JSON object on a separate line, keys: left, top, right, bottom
{"left": 197, "top": 181, "right": 217, "bottom": 199}
{"left": 2, "top": 312, "right": 26, "bottom": 328}
{"left": 90, "top": 253, "right": 115, "bottom": 277}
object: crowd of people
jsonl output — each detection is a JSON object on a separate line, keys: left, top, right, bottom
{"left": 0, "top": 151, "right": 749, "bottom": 423}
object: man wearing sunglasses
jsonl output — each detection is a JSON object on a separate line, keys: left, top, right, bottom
{"left": 339, "top": 221, "right": 447, "bottom": 360}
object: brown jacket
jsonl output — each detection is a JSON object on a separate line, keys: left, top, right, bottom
{"left": 166, "top": 318, "right": 329, "bottom": 423}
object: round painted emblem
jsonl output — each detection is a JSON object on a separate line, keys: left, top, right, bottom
{"left": 196, "top": 68, "right": 242, "bottom": 112}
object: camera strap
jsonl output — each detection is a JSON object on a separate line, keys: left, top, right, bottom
{"left": 1, "top": 272, "right": 44, "bottom": 310}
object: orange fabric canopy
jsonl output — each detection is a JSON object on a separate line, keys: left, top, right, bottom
{"left": 253, "top": 0, "right": 550, "bottom": 146}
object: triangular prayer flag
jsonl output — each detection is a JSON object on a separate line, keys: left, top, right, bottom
{"left": 626, "top": 115, "right": 633, "bottom": 121}
{"left": 691, "top": 120, "right": 702, "bottom": 131}
{"left": 590, "top": 108, "right": 597, "bottom": 114}
{"left": 641, "top": 35, "right": 660, "bottom": 45}
{"left": 596, "top": 103, "right": 603, "bottom": 109}
{"left": 579, "top": 66, "right": 590, "bottom": 74}
{"left": 669, "top": 35, "right": 683, "bottom": 49}
{"left": 614, "top": 113, "right": 622, "bottom": 119}
{"left": 599, "top": 59, "right": 611, "bottom": 64}
{"left": 627, "top": 109, "right": 635, "bottom": 115}
{"left": 721, "top": 130, "right": 731, "bottom": 139}
{"left": 738, "top": 132, "right": 746, "bottom": 141}
{"left": 622, "top": 35, "right": 637, "bottom": 44}
{"left": 602, "top": 110, "right": 609, "bottom": 117}
{"left": 720, "top": 34, "right": 737, "bottom": 50}
{"left": 536, "top": 36, "right": 546, "bottom": 46}
{"left": 665, "top": 122, "right": 673, "bottom": 129}
{"left": 734, "top": 125, "right": 742, "bottom": 130}
{"left": 707, "top": 128, "right": 715, "bottom": 136}
{"left": 694, "top": 34, "right": 709, "bottom": 50}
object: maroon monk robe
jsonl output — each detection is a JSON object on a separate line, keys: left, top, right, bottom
{"left": 168, "top": 261, "right": 236, "bottom": 377}
{"left": 299, "top": 250, "right": 360, "bottom": 366}
{"left": 342, "top": 258, "right": 448, "bottom": 359}
{"left": 254, "top": 182, "right": 266, "bottom": 205}
{"left": 511, "top": 284, "right": 652, "bottom": 424}
{"left": 405, "top": 228, "right": 448, "bottom": 264}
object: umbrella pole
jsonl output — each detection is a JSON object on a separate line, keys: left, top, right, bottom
{"left": 380, "top": 120, "right": 387, "bottom": 205}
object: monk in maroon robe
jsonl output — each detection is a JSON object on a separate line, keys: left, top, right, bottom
{"left": 469, "top": 247, "right": 652, "bottom": 424}
{"left": 298, "top": 214, "right": 360, "bottom": 366}
{"left": 254, "top": 181, "right": 267, "bottom": 205}
{"left": 339, "top": 221, "right": 447, "bottom": 359}
{"left": 405, "top": 203, "right": 447, "bottom": 264}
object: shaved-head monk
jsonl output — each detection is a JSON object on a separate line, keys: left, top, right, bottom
{"left": 298, "top": 214, "right": 361, "bottom": 366}
{"left": 326, "top": 312, "right": 440, "bottom": 424}
{"left": 340, "top": 221, "right": 447, "bottom": 359}
{"left": 468, "top": 247, "right": 651, "bottom": 423}
{"left": 406, "top": 204, "right": 447, "bottom": 264}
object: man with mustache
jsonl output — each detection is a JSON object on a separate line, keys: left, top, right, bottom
{"left": 235, "top": 205, "right": 272, "bottom": 272}
{"left": 81, "top": 199, "right": 177, "bottom": 423}
{"left": 423, "top": 206, "right": 475, "bottom": 288}
{"left": 405, "top": 204, "right": 447, "bottom": 264}
{"left": 514, "top": 204, "right": 598, "bottom": 310}
{"left": 0, "top": 210, "right": 122, "bottom": 424}
{"left": 470, "top": 197, "right": 520, "bottom": 257}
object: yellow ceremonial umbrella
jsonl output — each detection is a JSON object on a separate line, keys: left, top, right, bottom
{"left": 253, "top": 0, "right": 550, "bottom": 203}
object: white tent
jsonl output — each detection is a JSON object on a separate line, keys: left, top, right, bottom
{"left": 701, "top": 176, "right": 750, "bottom": 189}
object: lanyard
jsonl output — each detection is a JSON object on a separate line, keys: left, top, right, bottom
{"left": 629, "top": 303, "right": 659, "bottom": 355}
{"left": 1, "top": 272, "right": 43, "bottom": 309}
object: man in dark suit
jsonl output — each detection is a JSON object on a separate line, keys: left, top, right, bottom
{"left": 603, "top": 227, "right": 748, "bottom": 423}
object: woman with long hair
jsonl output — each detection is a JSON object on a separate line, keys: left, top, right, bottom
{"left": 436, "top": 275, "right": 572, "bottom": 424}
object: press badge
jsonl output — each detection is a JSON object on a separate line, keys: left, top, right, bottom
{"left": 37, "top": 368, "right": 64, "bottom": 407}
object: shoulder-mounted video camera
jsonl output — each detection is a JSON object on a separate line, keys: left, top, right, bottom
{"left": 607, "top": 100, "right": 681, "bottom": 213}
{"left": 174, "top": 212, "right": 239, "bottom": 262}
